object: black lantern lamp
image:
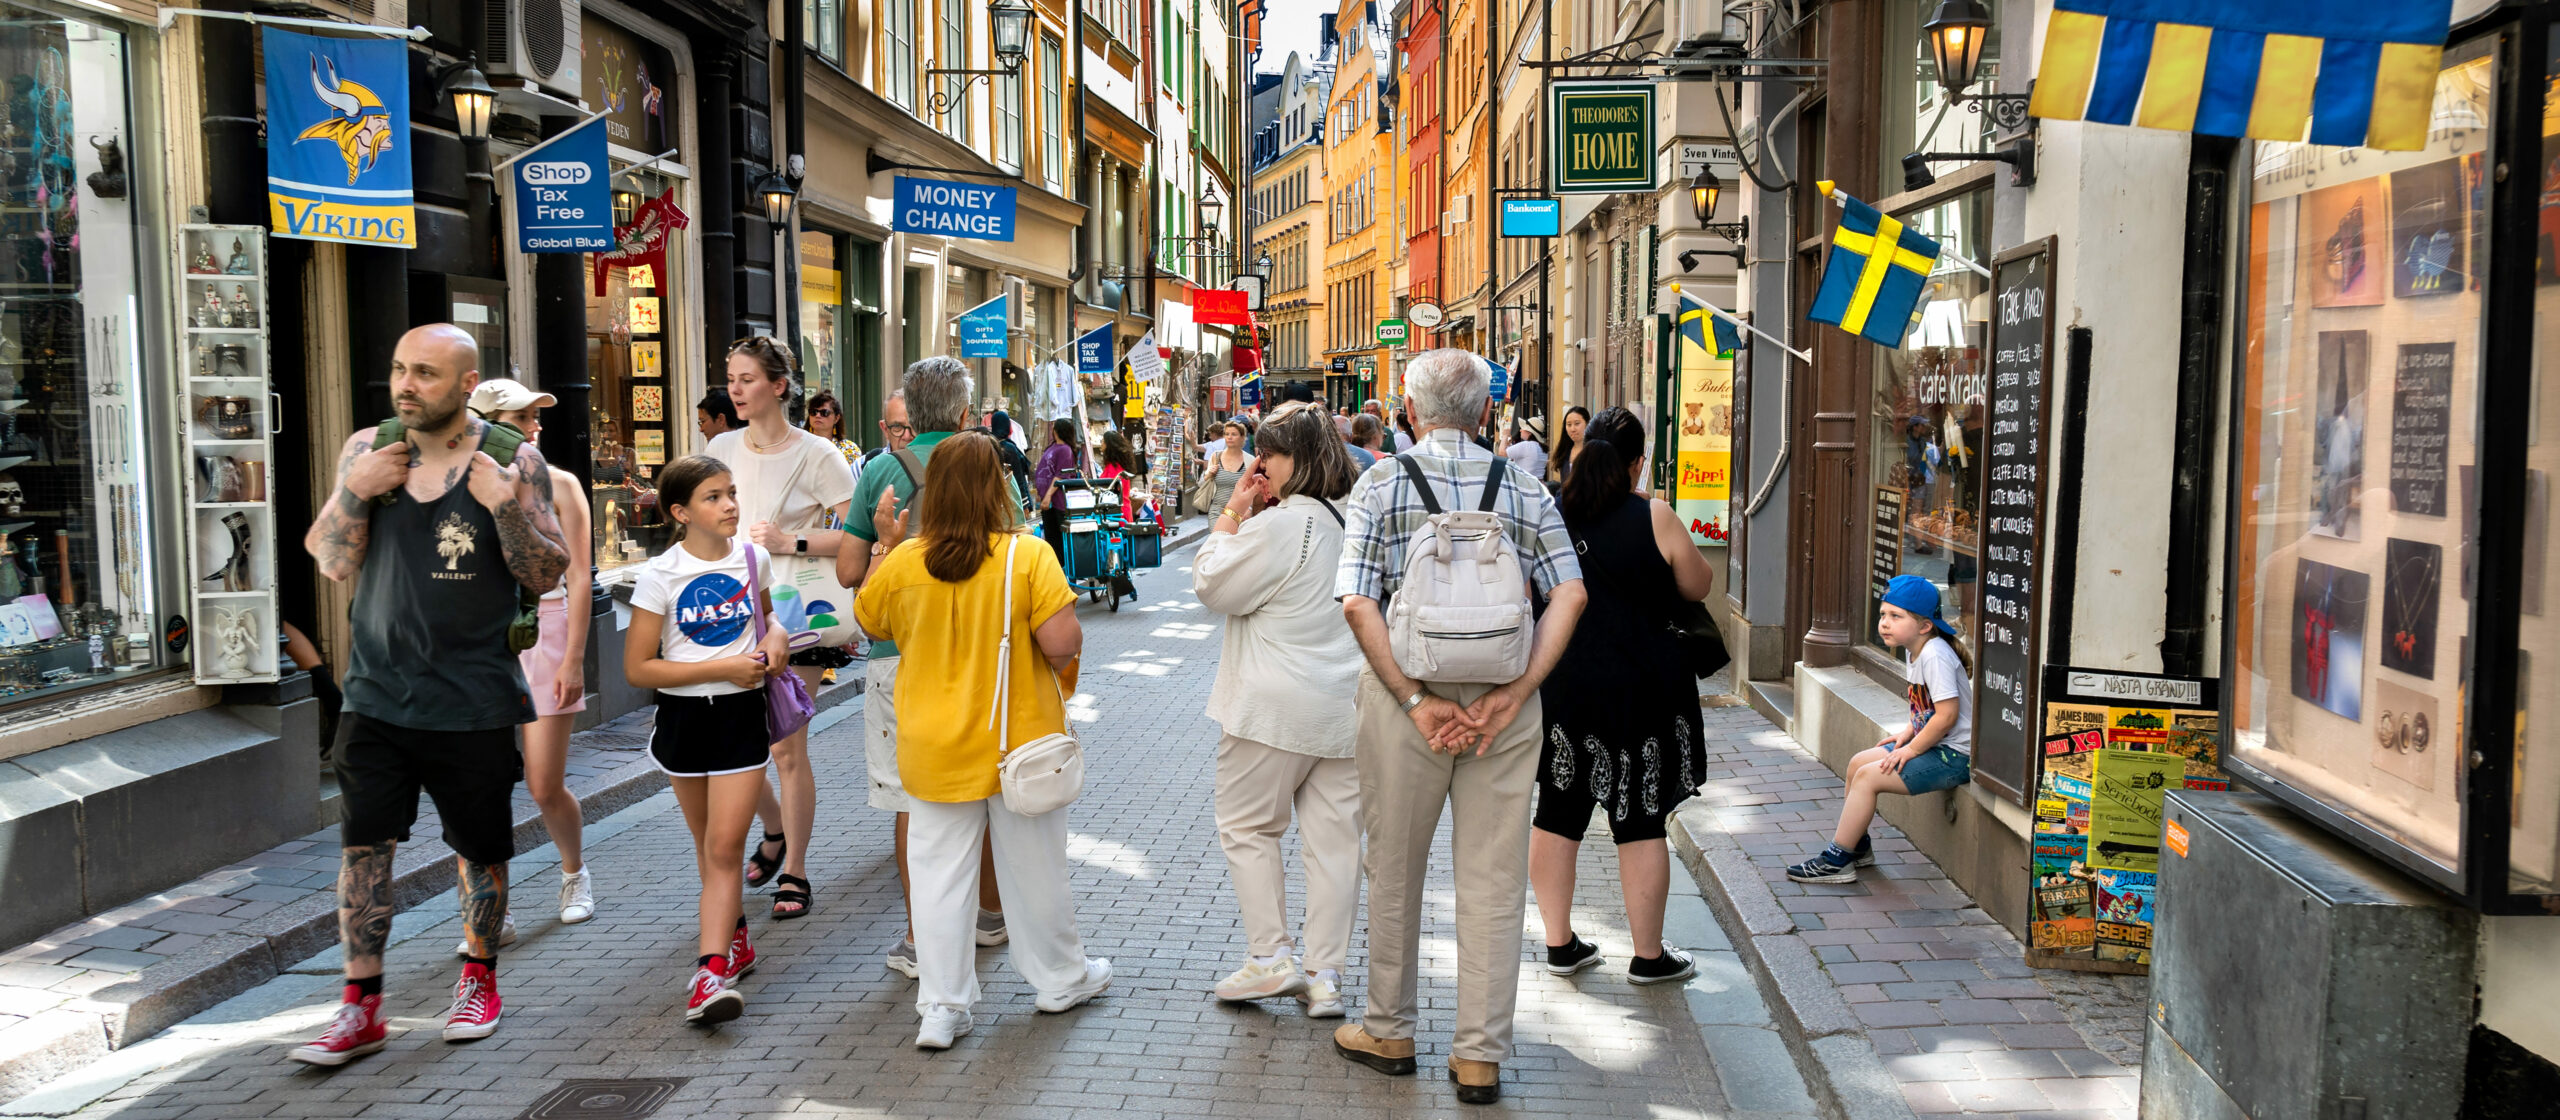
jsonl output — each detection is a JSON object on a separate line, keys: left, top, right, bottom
{"left": 1907, "top": 0, "right": 2037, "bottom": 188}
{"left": 1689, "top": 168, "right": 1721, "bottom": 226}
{"left": 1680, "top": 167, "right": 1748, "bottom": 272}
{"left": 612, "top": 189, "right": 640, "bottom": 227}
{"left": 927, "top": 0, "right": 1036, "bottom": 114}
{"left": 441, "top": 54, "right": 497, "bottom": 142}
{"left": 757, "top": 169, "right": 798, "bottom": 225}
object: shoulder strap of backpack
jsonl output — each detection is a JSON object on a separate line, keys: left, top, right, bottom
{"left": 891, "top": 447, "right": 929, "bottom": 497}
{"left": 370, "top": 418, "right": 404, "bottom": 450}
{"left": 1395, "top": 454, "right": 1443, "bottom": 515}
{"left": 373, "top": 417, "right": 526, "bottom": 466}
{"left": 1477, "top": 455, "right": 1508, "bottom": 512}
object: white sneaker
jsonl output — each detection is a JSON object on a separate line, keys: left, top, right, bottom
{"left": 974, "top": 908, "right": 1009, "bottom": 947}
{"left": 558, "top": 870, "right": 595, "bottom": 925}
{"left": 1213, "top": 956, "right": 1309, "bottom": 1002}
{"left": 452, "top": 913, "right": 517, "bottom": 959}
{"left": 886, "top": 939, "right": 919, "bottom": 979}
{"left": 916, "top": 1006, "right": 975, "bottom": 1049}
{"left": 1297, "top": 969, "right": 1346, "bottom": 1018}
{"left": 1034, "top": 957, "right": 1113, "bottom": 1013}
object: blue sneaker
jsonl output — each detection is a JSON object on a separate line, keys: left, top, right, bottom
{"left": 1851, "top": 835, "right": 1876, "bottom": 868}
{"left": 1786, "top": 845, "right": 1860, "bottom": 884}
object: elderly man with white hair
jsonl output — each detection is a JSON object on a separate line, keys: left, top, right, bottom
{"left": 1330, "top": 349, "right": 1587, "bottom": 1106}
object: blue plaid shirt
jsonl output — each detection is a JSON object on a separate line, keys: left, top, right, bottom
{"left": 1334, "top": 429, "right": 1583, "bottom": 604}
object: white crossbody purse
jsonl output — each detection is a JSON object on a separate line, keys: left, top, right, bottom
{"left": 989, "top": 534, "right": 1085, "bottom": 816}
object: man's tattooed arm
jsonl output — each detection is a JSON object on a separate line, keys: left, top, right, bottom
{"left": 494, "top": 442, "right": 573, "bottom": 592}
{"left": 338, "top": 842, "right": 397, "bottom": 977}
{"left": 306, "top": 431, "right": 382, "bottom": 583}
{"left": 457, "top": 858, "right": 509, "bottom": 959}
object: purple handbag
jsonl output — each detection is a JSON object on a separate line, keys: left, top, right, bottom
{"left": 746, "top": 545, "right": 819, "bottom": 742}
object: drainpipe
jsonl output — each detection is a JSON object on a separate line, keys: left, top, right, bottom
{"left": 1071, "top": 0, "right": 1090, "bottom": 286}
{"left": 783, "top": 0, "right": 805, "bottom": 346}
{"left": 2160, "top": 134, "right": 2236, "bottom": 677}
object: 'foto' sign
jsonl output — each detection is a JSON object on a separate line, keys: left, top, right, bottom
{"left": 893, "top": 176, "right": 1016, "bottom": 240}
{"left": 1551, "top": 82, "right": 1656, "bottom": 194}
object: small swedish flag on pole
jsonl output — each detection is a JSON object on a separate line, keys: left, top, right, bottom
{"left": 1806, "top": 181, "right": 1942, "bottom": 349}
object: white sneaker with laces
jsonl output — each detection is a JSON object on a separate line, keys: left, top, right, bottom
{"left": 452, "top": 913, "right": 517, "bottom": 959}
{"left": 558, "top": 870, "right": 595, "bottom": 924}
{"left": 1035, "top": 957, "right": 1113, "bottom": 1013}
{"left": 1297, "top": 968, "right": 1346, "bottom": 1018}
{"left": 916, "top": 1006, "right": 975, "bottom": 1049}
{"left": 1213, "top": 955, "right": 1309, "bottom": 1002}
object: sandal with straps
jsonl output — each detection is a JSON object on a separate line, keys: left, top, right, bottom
{"left": 745, "top": 833, "right": 787, "bottom": 890}
{"left": 771, "top": 874, "right": 813, "bottom": 920}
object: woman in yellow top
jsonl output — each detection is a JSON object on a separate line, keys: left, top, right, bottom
{"left": 853, "top": 432, "right": 1111, "bottom": 1050}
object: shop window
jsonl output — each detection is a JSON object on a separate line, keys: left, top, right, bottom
{"left": 585, "top": 165, "right": 687, "bottom": 575}
{"left": 1041, "top": 38, "right": 1065, "bottom": 193}
{"left": 885, "top": 0, "right": 918, "bottom": 109}
{"left": 1863, "top": 191, "right": 1992, "bottom": 666}
{"left": 2230, "top": 44, "right": 2494, "bottom": 876}
{"left": 938, "top": 0, "right": 971, "bottom": 142}
{"left": 2512, "top": 38, "right": 2560, "bottom": 896}
{"left": 0, "top": 6, "right": 177, "bottom": 706}
{"left": 804, "top": 0, "right": 843, "bottom": 65}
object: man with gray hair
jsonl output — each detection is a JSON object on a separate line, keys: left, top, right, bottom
{"left": 1331, "top": 348, "right": 1587, "bottom": 1105}
{"left": 834, "top": 355, "right": 1023, "bottom": 979}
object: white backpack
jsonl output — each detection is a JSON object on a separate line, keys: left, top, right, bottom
{"left": 1385, "top": 454, "right": 1535, "bottom": 684}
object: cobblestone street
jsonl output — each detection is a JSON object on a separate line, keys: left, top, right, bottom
{"left": 14, "top": 552, "right": 1803, "bottom": 1120}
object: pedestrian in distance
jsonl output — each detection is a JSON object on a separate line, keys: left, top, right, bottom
{"left": 466, "top": 380, "right": 599, "bottom": 932}
{"left": 1528, "top": 408, "right": 1712, "bottom": 987}
{"left": 1193, "top": 401, "right": 1366, "bottom": 1018}
{"left": 1345, "top": 413, "right": 1382, "bottom": 469}
{"left": 1331, "top": 348, "right": 1589, "bottom": 1106}
{"left": 697, "top": 388, "right": 741, "bottom": 442}
{"left": 1787, "top": 574, "right": 1976, "bottom": 884}
{"left": 1551, "top": 405, "right": 1591, "bottom": 487}
{"left": 986, "top": 408, "right": 1037, "bottom": 514}
{"left": 1034, "top": 417, "right": 1085, "bottom": 565}
{"left": 835, "top": 357, "right": 1017, "bottom": 980}
{"left": 807, "top": 390, "right": 860, "bottom": 468}
{"left": 623, "top": 455, "right": 794, "bottom": 1024}
{"left": 1503, "top": 418, "right": 1548, "bottom": 483}
{"left": 291, "top": 325, "right": 574, "bottom": 1066}
{"left": 854, "top": 432, "right": 1112, "bottom": 1050}
{"left": 1202, "top": 419, "right": 1254, "bottom": 522}
{"left": 861, "top": 390, "right": 914, "bottom": 468}
{"left": 711, "top": 336, "right": 856, "bottom": 920}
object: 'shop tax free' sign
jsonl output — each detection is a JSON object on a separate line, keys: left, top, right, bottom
{"left": 513, "top": 115, "right": 613, "bottom": 252}
{"left": 894, "top": 176, "right": 1016, "bottom": 240}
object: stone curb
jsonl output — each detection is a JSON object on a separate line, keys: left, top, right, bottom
{"left": 1671, "top": 805, "right": 1922, "bottom": 1120}
{"left": 0, "top": 680, "right": 867, "bottom": 1100}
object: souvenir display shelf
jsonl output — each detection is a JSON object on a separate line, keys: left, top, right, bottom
{"left": 179, "top": 224, "right": 280, "bottom": 683}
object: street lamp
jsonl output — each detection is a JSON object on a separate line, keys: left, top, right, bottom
{"left": 1681, "top": 167, "right": 1747, "bottom": 272}
{"left": 441, "top": 55, "right": 496, "bottom": 142}
{"left": 757, "top": 169, "right": 798, "bottom": 225}
{"left": 1920, "top": 0, "right": 2032, "bottom": 130}
{"left": 989, "top": 0, "right": 1033, "bottom": 68}
{"left": 1689, "top": 168, "right": 1721, "bottom": 226}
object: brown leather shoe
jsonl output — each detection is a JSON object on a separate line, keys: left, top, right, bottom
{"left": 1449, "top": 1057, "right": 1501, "bottom": 1104}
{"left": 1333, "top": 1023, "right": 1417, "bottom": 1076}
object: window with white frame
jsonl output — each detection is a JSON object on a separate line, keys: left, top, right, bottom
{"left": 1041, "top": 37, "right": 1064, "bottom": 192}
{"left": 997, "top": 68, "right": 1023, "bottom": 171}
{"left": 939, "top": 0, "right": 970, "bottom": 141}
{"left": 886, "top": 0, "right": 917, "bottom": 108}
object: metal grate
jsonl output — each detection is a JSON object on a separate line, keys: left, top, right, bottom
{"left": 483, "top": 0, "right": 512, "bottom": 66}
{"left": 517, "top": 1078, "right": 687, "bottom": 1120}
{"left": 523, "top": 0, "right": 566, "bottom": 78}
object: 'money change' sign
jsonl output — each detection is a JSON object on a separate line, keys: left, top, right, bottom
{"left": 895, "top": 176, "right": 1016, "bottom": 240}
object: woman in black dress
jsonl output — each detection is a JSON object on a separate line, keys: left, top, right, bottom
{"left": 1532, "top": 407, "right": 1719, "bottom": 985}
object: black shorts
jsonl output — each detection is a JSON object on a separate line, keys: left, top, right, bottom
{"left": 1533, "top": 774, "right": 1671, "bottom": 845}
{"left": 334, "top": 713, "right": 523, "bottom": 866}
{"left": 651, "top": 689, "right": 773, "bottom": 777}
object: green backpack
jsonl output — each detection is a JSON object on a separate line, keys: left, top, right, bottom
{"left": 370, "top": 418, "right": 546, "bottom": 653}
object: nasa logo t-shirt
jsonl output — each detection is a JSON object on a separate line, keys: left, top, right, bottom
{"left": 632, "top": 537, "right": 762, "bottom": 696}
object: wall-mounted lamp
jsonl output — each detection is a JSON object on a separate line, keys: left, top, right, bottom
{"left": 1921, "top": 0, "right": 2033, "bottom": 134}
{"left": 440, "top": 55, "right": 497, "bottom": 143}
{"left": 757, "top": 169, "right": 798, "bottom": 225}
{"left": 1903, "top": 145, "right": 2034, "bottom": 191}
{"left": 924, "top": 0, "right": 1035, "bottom": 114}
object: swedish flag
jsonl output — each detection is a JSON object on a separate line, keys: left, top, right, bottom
{"left": 1676, "top": 289, "right": 1742, "bottom": 359}
{"left": 2029, "top": 0, "right": 2451, "bottom": 152}
{"left": 1807, "top": 182, "right": 1941, "bottom": 349}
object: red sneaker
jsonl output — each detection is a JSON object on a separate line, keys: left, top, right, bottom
{"left": 441, "top": 963, "right": 502, "bottom": 1042}
{"left": 288, "top": 989, "right": 387, "bottom": 1066}
{"left": 686, "top": 963, "right": 744, "bottom": 1025}
{"left": 727, "top": 924, "right": 757, "bottom": 980}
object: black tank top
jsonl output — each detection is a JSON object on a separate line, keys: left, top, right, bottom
{"left": 341, "top": 463, "right": 533, "bottom": 730}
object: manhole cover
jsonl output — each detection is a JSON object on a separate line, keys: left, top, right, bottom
{"left": 518, "top": 1078, "right": 688, "bottom": 1120}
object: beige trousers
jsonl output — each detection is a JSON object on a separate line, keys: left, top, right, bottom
{"left": 1214, "top": 734, "right": 1363, "bottom": 974}
{"left": 1353, "top": 670, "right": 1540, "bottom": 1064}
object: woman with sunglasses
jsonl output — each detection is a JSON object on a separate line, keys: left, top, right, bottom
{"left": 806, "top": 391, "right": 860, "bottom": 468}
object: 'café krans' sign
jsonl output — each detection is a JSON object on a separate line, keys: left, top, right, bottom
{"left": 895, "top": 176, "right": 1017, "bottom": 241}
{"left": 1551, "top": 82, "right": 1655, "bottom": 194}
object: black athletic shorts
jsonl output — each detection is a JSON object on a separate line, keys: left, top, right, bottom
{"left": 650, "top": 689, "right": 773, "bottom": 777}
{"left": 1533, "top": 776, "right": 1670, "bottom": 845}
{"left": 334, "top": 712, "right": 523, "bottom": 866}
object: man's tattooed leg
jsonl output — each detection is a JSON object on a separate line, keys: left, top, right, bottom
{"left": 340, "top": 842, "right": 398, "bottom": 979}
{"left": 458, "top": 858, "right": 509, "bottom": 959}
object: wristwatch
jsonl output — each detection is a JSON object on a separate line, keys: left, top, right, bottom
{"left": 795, "top": 536, "right": 808, "bottom": 554}
{"left": 1399, "top": 688, "right": 1430, "bottom": 714}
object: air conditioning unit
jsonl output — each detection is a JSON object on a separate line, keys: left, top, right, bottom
{"left": 1671, "top": 0, "right": 1749, "bottom": 58}
{"left": 485, "top": 0, "right": 582, "bottom": 102}
{"left": 1452, "top": 195, "right": 1471, "bottom": 223}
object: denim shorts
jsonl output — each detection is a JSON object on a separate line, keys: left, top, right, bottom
{"left": 1898, "top": 746, "right": 1973, "bottom": 794}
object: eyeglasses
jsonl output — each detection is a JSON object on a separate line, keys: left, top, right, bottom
{"left": 884, "top": 421, "right": 915, "bottom": 435}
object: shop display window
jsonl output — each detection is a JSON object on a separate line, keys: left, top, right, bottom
{"left": 1864, "top": 190, "right": 1992, "bottom": 664}
{"left": 0, "top": 6, "right": 177, "bottom": 705}
{"left": 798, "top": 229, "right": 881, "bottom": 443}
{"left": 2230, "top": 44, "right": 2494, "bottom": 877}
{"left": 2511, "top": 37, "right": 2560, "bottom": 896}
{"left": 587, "top": 164, "right": 683, "bottom": 574}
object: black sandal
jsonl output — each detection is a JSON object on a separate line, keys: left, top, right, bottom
{"left": 771, "top": 874, "right": 813, "bottom": 920}
{"left": 745, "top": 833, "right": 786, "bottom": 890}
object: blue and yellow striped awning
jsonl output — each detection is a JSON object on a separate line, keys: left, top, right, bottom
{"left": 2029, "top": 0, "right": 2453, "bottom": 152}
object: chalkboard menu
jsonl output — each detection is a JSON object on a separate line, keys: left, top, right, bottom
{"left": 1872, "top": 486, "right": 1906, "bottom": 601}
{"left": 1976, "top": 238, "right": 2057, "bottom": 804}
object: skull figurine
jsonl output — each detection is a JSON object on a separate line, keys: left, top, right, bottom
{"left": 0, "top": 473, "right": 21, "bottom": 517}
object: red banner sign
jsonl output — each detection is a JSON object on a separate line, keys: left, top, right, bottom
{"left": 1195, "top": 288, "right": 1250, "bottom": 325}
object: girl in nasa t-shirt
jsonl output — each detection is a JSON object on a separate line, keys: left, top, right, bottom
{"left": 624, "top": 455, "right": 791, "bottom": 1025}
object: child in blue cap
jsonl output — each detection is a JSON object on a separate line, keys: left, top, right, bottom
{"left": 1786, "top": 574, "right": 1976, "bottom": 883}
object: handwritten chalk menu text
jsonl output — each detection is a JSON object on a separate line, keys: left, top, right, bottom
{"left": 1976, "top": 240, "right": 2057, "bottom": 804}
{"left": 1872, "top": 486, "right": 1906, "bottom": 602}
{"left": 2392, "top": 342, "right": 2455, "bottom": 515}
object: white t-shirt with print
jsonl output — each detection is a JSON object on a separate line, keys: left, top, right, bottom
{"left": 631, "top": 538, "right": 764, "bottom": 697}
{"left": 708, "top": 428, "right": 858, "bottom": 533}
{"left": 1904, "top": 637, "right": 1975, "bottom": 756}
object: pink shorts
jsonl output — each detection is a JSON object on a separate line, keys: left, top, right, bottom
{"left": 519, "top": 598, "right": 588, "bottom": 717}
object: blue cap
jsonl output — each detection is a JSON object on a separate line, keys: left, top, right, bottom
{"left": 1880, "top": 574, "right": 1957, "bottom": 638}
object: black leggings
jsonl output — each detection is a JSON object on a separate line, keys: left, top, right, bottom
{"left": 1041, "top": 507, "right": 1068, "bottom": 564}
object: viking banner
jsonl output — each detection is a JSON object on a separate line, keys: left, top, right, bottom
{"left": 263, "top": 29, "right": 414, "bottom": 248}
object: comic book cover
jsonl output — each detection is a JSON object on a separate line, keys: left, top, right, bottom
{"left": 2044, "top": 704, "right": 2110, "bottom": 781}
{"left": 2169, "top": 710, "right": 2229, "bottom": 789}
{"left": 2106, "top": 708, "right": 2173, "bottom": 751}
{"left": 2091, "top": 869, "right": 2158, "bottom": 963}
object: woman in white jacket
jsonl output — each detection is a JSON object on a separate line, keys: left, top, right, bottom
{"left": 1192, "top": 400, "right": 1367, "bottom": 1017}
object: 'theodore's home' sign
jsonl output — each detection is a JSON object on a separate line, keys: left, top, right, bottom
{"left": 1550, "top": 82, "right": 1655, "bottom": 194}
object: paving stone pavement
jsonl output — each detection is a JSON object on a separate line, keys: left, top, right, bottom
{"left": 16, "top": 547, "right": 1792, "bottom": 1120}
{"left": 1676, "top": 708, "right": 2145, "bottom": 1118}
